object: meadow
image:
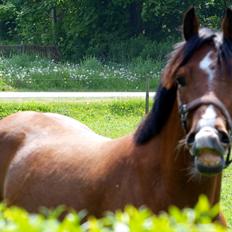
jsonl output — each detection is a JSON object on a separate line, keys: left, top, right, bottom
{"left": 0, "top": 55, "right": 161, "bottom": 91}
{"left": 0, "top": 99, "right": 230, "bottom": 231}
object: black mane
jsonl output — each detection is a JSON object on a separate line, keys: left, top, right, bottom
{"left": 134, "top": 28, "right": 232, "bottom": 145}
{"left": 134, "top": 85, "right": 177, "bottom": 144}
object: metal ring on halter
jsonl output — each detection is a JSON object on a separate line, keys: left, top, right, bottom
{"left": 179, "top": 104, "right": 188, "bottom": 133}
{"left": 178, "top": 93, "right": 232, "bottom": 168}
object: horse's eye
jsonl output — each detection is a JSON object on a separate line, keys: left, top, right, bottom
{"left": 176, "top": 76, "right": 186, "bottom": 87}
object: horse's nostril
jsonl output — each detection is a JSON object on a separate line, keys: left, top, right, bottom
{"left": 218, "top": 130, "right": 230, "bottom": 144}
{"left": 186, "top": 132, "right": 196, "bottom": 145}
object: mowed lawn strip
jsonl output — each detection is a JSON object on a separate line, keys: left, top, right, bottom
{"left": 0, "top": 99, "right": 231, "bottom": 226}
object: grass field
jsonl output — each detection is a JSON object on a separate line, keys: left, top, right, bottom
{"left": 0, "top": 99, "right": 231, "bottom": 229}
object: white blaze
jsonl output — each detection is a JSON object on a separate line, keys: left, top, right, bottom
{"left": 195, "top": 105, "right": 218, "bottom": 143}
{"left": 199, "top": 52, "right": 215, "bottom": 87}
{"left": 198, "top": 105, "right": 217, "bottom": 129}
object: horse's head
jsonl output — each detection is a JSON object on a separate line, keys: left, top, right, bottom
{"left": 164, "top": 8, "right": 232, "bottom": 175}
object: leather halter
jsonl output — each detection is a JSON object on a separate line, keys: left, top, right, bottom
{"left": 178, "top": 93, "right": 232, "bottom": 168}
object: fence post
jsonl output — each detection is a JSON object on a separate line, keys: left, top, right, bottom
{"left": 145, "top": 77, "right": 150, "bottom": 114}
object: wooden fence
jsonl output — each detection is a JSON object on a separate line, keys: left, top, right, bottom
{"left": 0, "top": 45, "right": 61, "bottom": 61}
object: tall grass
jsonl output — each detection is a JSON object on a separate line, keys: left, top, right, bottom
{"left": 0, "top": 54, "right": 162, "bottom": 91}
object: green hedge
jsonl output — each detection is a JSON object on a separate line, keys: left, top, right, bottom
{"left": 0, "top": 196, "right": 226, "bottom": 232}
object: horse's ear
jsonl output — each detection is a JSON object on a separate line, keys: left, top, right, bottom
{"left": 222, "top": 8, "right": 232, "bottom": 40}
{"left": 183, "top": 7, "right": 199, "bottom": 41}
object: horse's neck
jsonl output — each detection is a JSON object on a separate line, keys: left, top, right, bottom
{"left": 134, "top": 100, "right": 221, "bottom": 207}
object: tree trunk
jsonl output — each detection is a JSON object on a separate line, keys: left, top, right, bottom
{"left": 129, "top": 1, "right": 143, "bottom": 36}
{"left": 51, "top": 7, "right": 57, "bottom": 45}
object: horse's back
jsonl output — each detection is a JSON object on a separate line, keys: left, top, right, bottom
{"left": 0, "top": 111, "right": 114, "bottom": 212}
{"left": 0, "top": 111, "right": 110, "bottom": 144}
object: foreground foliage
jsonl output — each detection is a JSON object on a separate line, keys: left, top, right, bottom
{"left": 0, "top": 196, "right": 227, "bottom": 232}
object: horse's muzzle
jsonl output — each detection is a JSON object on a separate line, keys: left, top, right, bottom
{"left": 186, "top": 127, "right": 230, "bottom": 175}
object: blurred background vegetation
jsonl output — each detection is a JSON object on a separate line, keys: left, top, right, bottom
{"left": 0, "top": 1, "right": 232, "bottom": 92}
{"left": 0, "top": 0, "right": 231, "bottom": 63}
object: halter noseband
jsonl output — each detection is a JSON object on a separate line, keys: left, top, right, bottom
{"left": 178, "top": 93, "right": 232, "bottom": 168}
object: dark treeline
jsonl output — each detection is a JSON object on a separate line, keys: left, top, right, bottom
{"left": 0, "top": 0, "right": 231, "bottom": 61}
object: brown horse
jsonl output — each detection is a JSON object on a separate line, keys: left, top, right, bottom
{"left": 0, "top": 7, "right": 232, "bottom": 226}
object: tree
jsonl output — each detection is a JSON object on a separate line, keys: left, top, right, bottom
{"left": 0, "top": 0, "right": 231, "bottom": 60}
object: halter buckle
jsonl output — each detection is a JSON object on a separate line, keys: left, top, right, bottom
{"left": 225, "top": 146, "right": 232, "bottom": 168}
{"left": 179, "top": 104, "right": 188, "bottom": 132}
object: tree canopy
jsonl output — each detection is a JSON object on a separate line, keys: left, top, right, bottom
{"left": 0, "top": 0, "right": 231, "bottom": 61}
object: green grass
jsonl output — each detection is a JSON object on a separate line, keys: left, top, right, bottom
{"left": 0, "top": 55, "right": 161, "bottom": 91}
{"left": 221, "top": 167, "right": 232, "bottom": 227}
{"left": 0, "top": 99, "right": 231, "bottom": 229}
{"left": 0, "top": 99, "right": 145, "bottom": 138}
